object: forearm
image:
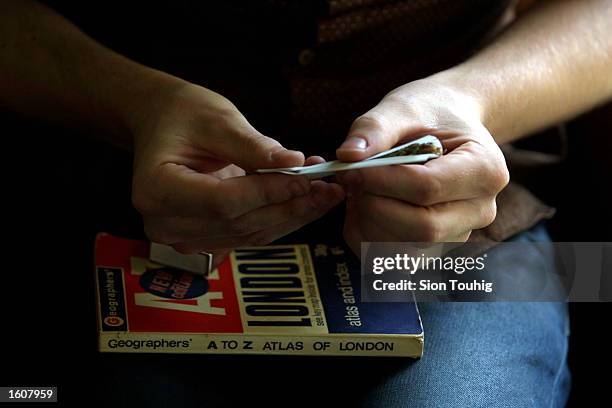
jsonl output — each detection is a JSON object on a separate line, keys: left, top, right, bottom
{"left": 433, "top": 0, "right": 612, "bottom": 144}
{"left": 0, "top": 0, "right": 183, "bottom": 147}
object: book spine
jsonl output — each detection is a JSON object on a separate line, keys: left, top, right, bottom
{"left": 99, "top": 333, "right": 423, "bottom": 357}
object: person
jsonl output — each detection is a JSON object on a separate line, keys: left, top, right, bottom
{"left": 1, "top": 0, "right": 610, "bottom": 406}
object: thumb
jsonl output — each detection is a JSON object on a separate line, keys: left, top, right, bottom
{"left": 209, "top": 119, "right": 305, "bottom": 171}
{"left": 336, "top": 109, "right": 405, "bottom": 162}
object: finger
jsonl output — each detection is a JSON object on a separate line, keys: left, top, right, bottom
{"left": 358, "top": 216, "right": 472, "bottom": 244}
{"left": 343, "top": 195, "right": 397, "bottom": 256}
{"left": 236, "top": 183, "right": 344, "bottom": 246}
{"left": 305, "top": 156, "right": 326, "bottom": 166}
{"left": 204, "top": 114, "right": 305, "bottom": 170}
{"left": 336, "top": 108, "right": 425, "bottom": 162}
{"left": 211, "top": 249, "right": 232, "bottom": 269}
{"left": 355, "top": 194, "right": 497, "bottom": 242}
{"left": 171, "top": 182, "right": 345, "bottom": 253}
{"left": 229, "top": 180, "right": 344, "bottom": 233}
{"left": 353, "top": 213, "right": 401, "bottom": 243}
{"left": 216, "top": 173, "right": 316, "bottom": 218}
{"left": 145, "top": 181, "right": 345, "bottom": 243}
{"left": 144, "top": 163, "right": 312, "bottom": 218}
{"left": 338, "top": 140, "right": 508, "bottom": 206}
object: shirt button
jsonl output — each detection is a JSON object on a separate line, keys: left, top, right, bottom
{"left": 298, "top": 48, "right": 315, "bottom": 66}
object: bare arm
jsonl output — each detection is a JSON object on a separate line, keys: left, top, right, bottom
{"left": 434, "top": 0, "right": 612, "bottom": 143}
{"left": 0, "top": 0, "right": 178, "bottom": 146}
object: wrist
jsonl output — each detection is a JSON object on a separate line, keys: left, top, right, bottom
{"left": 427, "top": 66, "right": 526, "bottom": 144}
{"left": 425, "top": 68, "right": 492, "bottom": 133}
{"left": 116, "top": 68, "right": 189, "bottom": 149}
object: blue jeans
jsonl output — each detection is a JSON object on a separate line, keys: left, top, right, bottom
{"left": 98, "top": 224, "right": 570, "bottom": 407}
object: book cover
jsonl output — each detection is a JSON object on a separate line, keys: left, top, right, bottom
{"left": 95, "top": 233, "right": 424, "bottom": 357}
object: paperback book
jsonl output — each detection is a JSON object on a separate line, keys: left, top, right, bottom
{"left": 95, "top": 233, "right": 423, "bottom": 357}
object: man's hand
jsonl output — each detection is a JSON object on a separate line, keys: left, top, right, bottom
{"left": 336, "top": 79, "right": 509, "bottom": 254}
{"left": 131, "top": 83, "right": 344, "bottom": 264}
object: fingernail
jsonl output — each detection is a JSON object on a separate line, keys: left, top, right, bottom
{"left": 339, "top": 137, "right": 368, "bottom": 151}
{"left": 270, "top": 149, "right": 302, "bottom": 163}
{"left": 288, "top": 180, "right": 307, "bottom": 198}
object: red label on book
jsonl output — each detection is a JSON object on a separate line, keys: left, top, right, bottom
{"left": 96, "top": 234, "right": 243, "bottom": 333}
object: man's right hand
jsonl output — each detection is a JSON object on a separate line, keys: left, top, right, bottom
{"left": 130, "top": 82, "right": 344, "bottom": 264}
